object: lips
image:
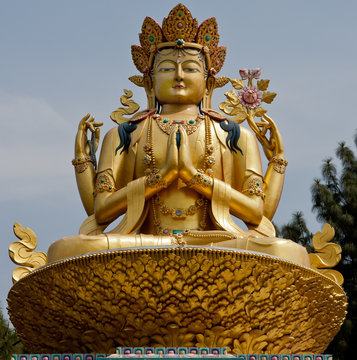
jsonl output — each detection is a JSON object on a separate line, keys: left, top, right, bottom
{"left": 173, "top": 84, "right": 185, "bottom": 88}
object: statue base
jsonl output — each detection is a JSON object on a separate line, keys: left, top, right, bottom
{"left": 7, "top": 246, "right": 346, "bottom": 354}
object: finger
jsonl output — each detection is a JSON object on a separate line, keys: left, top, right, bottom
{"left": 168, "top": 125, "right": 178, "bottom": 145}
{"left": 86, "top": 117, "right": 96, "bottom": 132}
{"left": 93, "top": 122, "right": 103, "bottom": 128}
{"left": 94, "top": 128, "right": 100, "bottom": 152}
{"left": 78, "top": 113, "right": 91, "bottom": 129}
{"left": 178, "top": 125, "right": 188, "bottom": 145}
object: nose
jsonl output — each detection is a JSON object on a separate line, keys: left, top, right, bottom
{"left": 175, "top": 65, "right": 183, "bottom": 81}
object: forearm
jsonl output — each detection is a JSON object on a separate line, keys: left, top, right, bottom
{"left": 94, "top": 174, "right": 168, "bottom": 224}
{"left": 183, "top": 172, "right": 263, "bottom": 225}
{"left": 263, "top": 155, "right": 287, "bottom": 220}
{"left": 72, "top": 156, "right": 96, "bottom": 215}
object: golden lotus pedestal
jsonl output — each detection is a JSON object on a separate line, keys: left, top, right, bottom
{"left": 7, "top": 246, "right": 347, "bottom": 354}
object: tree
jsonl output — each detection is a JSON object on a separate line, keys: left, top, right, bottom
{"left": 0, "top": 305, "right": 26, "bottom": 360}
{"left": 276, "top": 131, "right": 357, "bottom": 360}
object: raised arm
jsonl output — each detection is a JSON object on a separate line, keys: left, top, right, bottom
{"left": 72, "top": 114, "right": 102, "bottom": 215}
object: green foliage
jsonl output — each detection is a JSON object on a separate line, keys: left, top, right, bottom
{"left": 277, "top": 130, "right": 357, "bottom": 360}
{"left": 0, "top": 305, "right": 26, "bottom": 360}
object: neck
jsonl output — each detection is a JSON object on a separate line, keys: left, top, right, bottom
{"left": 160, "top": 104, "right": 199, "bottom": 118}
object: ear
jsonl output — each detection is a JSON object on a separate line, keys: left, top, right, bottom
{"left": 143, "top": 74, "right": 156, "bottom": 109}
{"left": 202, "top": 75, "right": 215, "bottom": 109}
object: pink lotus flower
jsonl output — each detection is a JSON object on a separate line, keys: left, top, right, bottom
{"left": 239, "top": 69, "right": 249, "bottom": 80}
{"left": 249, "top": 68, "right": 261, "bottom": 79}
{"left": 238, "top": 86, "right": 262, "bottom": 109}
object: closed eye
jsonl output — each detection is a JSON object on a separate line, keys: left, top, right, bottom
{"left": 158, "top": 68, "right": 175, "bottom": 72}
{"left": 183, "top": 68, "right": 200, "bottom": 72}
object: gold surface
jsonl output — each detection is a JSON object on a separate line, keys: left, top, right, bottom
{"left": 8, "top": 247, "right": 347, "bottom": 354}
{"left": 309, "top": 223, "right": 344, "bottom": 285}
{"left": 8, "top": 4, "right": 347, "bottom": 354}
{"left": 9, "top": 222, "right": 47, "bottom": 283}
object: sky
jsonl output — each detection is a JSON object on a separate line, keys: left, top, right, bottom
{"left": 1, "top": 0, "right": 357, "bottom": 322}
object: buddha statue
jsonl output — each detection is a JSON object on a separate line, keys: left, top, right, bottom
{"left": 47, "top": 4, "right": 309, "bottom": 266}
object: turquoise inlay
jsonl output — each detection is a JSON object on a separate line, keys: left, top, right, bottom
{"left": 149, "top": 35, "right": 154, "bottom": 42}
{"left": 205, "top": 35, "right": 210, "bottom": 41}
{"left": 173, "top": 230, "right": 184, "bottom": 234}
{"left": 163, "top": 119, "right": 169, "bottom": 123}
{"left": 189, "top": 120, "right": 195, "bottom": 124}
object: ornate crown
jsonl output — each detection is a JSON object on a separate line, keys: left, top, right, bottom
{"left": 131, "top": 4, "right": 226, "bottom": 76}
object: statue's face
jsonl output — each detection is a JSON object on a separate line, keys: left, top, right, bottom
{"left": 152, "top": 48, "right": 206, "bottom": 106}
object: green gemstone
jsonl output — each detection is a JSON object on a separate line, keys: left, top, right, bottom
{"left": 256, "top": 183, "right": 260, "bottom": 186}
{"left": 189, "top": 120, "right": 195, "bottom": 124}
{"left": 149, "top": 35, "right": 154, "bottom": 42}
{"left": 178, "top": 12, "right": 182, "bottom": 16}
{"left": 109, "top": 186, "right": 112, "bottom": 190}
{"left": 177, "top": 39, "right": 183, "bottom": 46}
{"left": 100, "top": 179, "right": 104, "bottom": 183}
{"left": 205, "top": 35, "right": 210, "bottom": 41}
{"left": 163, "top": 119, "right": 168, "bottom": 123}
{"left": 204, "top": 179, "right": 207, "bottom": 182}
{"left": 173, "top": 230, "right": 183, "bottom": 234}
{"left": 150, "top": 180, "right": 154, "bottom": 183}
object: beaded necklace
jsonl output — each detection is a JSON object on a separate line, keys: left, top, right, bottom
{"left": 153, "top": 114, "right": 204, "bottom": 136}
{"left": 144, "top": 114, "right": 215, "bottom": 235}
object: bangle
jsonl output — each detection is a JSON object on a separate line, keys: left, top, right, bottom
{"left": 269, "top": 156, "right": 288, "bottom": 174}
{"left": 72, "top": 155, "right": 93, "bottom": 173}
{"left": 146, "top": 171, "right": 167, "bottom": 188}
{"left": 94, "top": 172, "right": 116, "bottom": 197}
{"left": 186, "top": 170, "right": 212, "bottom": 187}
{"left": 242, "top": 177, "right": 265, "bottom": 199}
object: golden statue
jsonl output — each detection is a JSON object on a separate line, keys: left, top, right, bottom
{"left": 45, "top": 4, "right": 309, "bottom": 266}
{"left": 8, "top": 4, "right": 347, "bottom": 354}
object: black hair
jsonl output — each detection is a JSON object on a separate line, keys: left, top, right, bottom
{"left": 220, "top": 119, "right": 243, "bottom": 154}
{"left": 115, "top": 121, "right": 138, "bottom": 155}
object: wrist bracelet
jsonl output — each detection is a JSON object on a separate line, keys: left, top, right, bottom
{"left": 72, "top": 155, "right": 93, "bottom": 174}
{"left": 269, "top": 156, "right": 288, "bottom": 174}
{"left": 186, "top": 170, "right": 212, "bottom": 187}
{"left": 146, "top": 171, "right": 168, "bottom": 188}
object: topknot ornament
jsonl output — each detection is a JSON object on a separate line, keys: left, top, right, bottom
{"left": 196, "top": 18, "right": 220, "bottom": 55}
{"left": 131, "top": 3, "right": 226, "bottom": 76}
{"left": 139, "top": 17, "right": 163, "bottom": 53}
{"left": 162, "top": 4, "right": 198, "bottom": 42}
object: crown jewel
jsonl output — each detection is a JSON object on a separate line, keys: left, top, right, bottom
{"left": 131, "top": 4, "right": 226, "bottom": 75}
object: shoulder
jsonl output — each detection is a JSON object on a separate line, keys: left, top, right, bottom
{"left": 130, "top": 109, "right": 156, "bottom": 123}
{"left": 201, "top": 108, "right": 227, "bottom": 122}
{"left": 102, "top": 127, "right": 119, "bottom": 143}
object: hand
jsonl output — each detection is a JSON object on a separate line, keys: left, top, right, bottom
{"left": 261, "top": 114, "right": 284, "bottom": 160}
{"left": 246, "top": 111, "right": 285, "bottom": 161}
{"left": 178, "top": 126, "right": 196, "bottom": 182}
{"left": 75, "top": 114, "right": 103, "bottom": 157}
{"left": 160, "top": 126, "right": 179, "bottom": 184}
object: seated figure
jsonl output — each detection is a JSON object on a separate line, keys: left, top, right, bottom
{"left": 47, "top": 4, "right": 309, "bottom": 266}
